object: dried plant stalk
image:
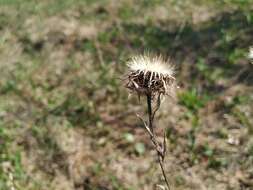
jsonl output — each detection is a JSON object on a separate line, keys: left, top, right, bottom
{"left": 124, "top": 54, "right": 176, "bottom": 190}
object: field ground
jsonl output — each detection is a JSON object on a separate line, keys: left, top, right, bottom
{"left": 0, "top": 0, "right": 253, "bottom": 190}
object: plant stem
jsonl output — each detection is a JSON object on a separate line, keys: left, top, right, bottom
{"left": 146, "top": 94, "right": 171, "bottom": 190}
{"left": 147, "top": 93, "right": 153, "bottom": 133}
{"left": 159, "top": 158, "right": 171, "bottom": 190}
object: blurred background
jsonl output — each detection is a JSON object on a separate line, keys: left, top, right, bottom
{"left": 0, "top": 0, "right": 253, "bottom": 190}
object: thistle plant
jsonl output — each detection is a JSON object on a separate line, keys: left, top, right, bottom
{"left": 124, "top": 54, "right": 176, "bottom": 190}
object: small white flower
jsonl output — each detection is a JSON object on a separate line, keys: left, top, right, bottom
{"left": 249, "top": 47, "right": 253, "bottom": 62}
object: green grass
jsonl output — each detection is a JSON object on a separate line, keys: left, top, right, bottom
{"left": 178, "top": 88, "right": 211, "bottom": 113}
{"left": 0, "top": 123, "right": 28, "bottom": 190}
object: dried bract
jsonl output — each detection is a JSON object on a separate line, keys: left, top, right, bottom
{"left": 124, "top": 55, "right": 176, "bottom": 97}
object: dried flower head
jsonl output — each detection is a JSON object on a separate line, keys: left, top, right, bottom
{"left": 124, "top": 55, "right": 176, "bottom": 97}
